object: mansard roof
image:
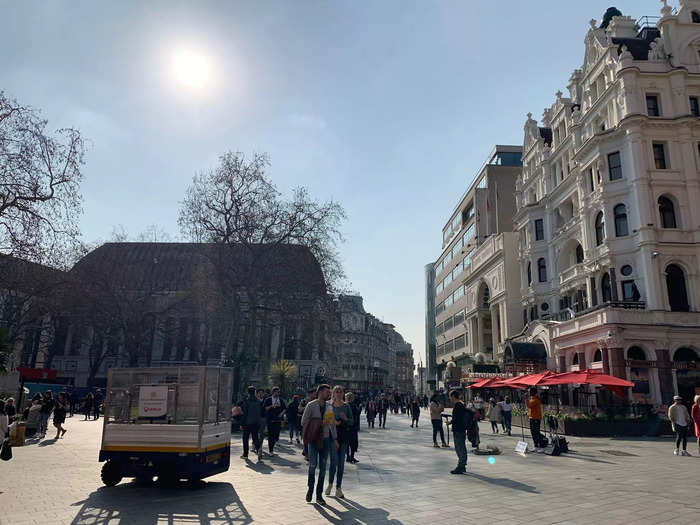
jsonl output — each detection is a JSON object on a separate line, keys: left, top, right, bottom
{"left": 70, "top": 242, "right": 327, "bottom": 296}
{"left": 612, "top": 27, "right": 661, "bottom": 60}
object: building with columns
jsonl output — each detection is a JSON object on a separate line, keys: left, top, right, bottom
{"left": 509, "top": 3, "right": 700, "bottom": 405}
{"left": 431, "top": 145, "right": 523, "bottom": 377}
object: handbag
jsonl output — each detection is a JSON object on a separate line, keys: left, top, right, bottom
{"left": 1, "top": 437, "right": 12, "bottom": 461}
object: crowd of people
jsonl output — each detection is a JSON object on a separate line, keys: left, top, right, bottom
{"left": 0, "top": 388, "right": 104, "bottom": 445}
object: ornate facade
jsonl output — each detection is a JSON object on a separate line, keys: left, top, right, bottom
{"left": 511, "top": 3, "right": 700, "bottom": 405}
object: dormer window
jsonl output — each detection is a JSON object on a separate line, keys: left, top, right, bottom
{"left": 692, "top": 11, "right": 700, "bottom": 23}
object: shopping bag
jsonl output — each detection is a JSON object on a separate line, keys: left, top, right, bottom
{"left": 0, "top": 438, "right": 12, "bottom": 461}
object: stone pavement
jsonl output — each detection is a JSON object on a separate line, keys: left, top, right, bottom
{"left": 1, "top": 409, "right": 699, "bottom": 525}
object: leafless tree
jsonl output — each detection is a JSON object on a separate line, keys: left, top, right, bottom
{"left": 0, "top": 91, "right": 85, "bottom": 267}
{"left": 178, "top": 151, "right": 346, "bottom": 393}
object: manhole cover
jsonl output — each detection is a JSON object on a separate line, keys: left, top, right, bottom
{"left": 599, "top": 450, "right": 638, "bottom": 457}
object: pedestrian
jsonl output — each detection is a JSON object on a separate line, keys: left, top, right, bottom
{"left": 3, "top": 398, "right": 16, "bottom": 424}
{"left": 84, "top": 393, "right": 94, "bottom": 421}
{"left": 39, "top": 391, "right": 54, "bottom": 436}
{"left": 286, "top": 394, "right": 301, "bottom": 444}
{"left": 240, "top": 386, "right": 264, "bottom": 461}
{"left": 410, "top": 397, "right": 420, "bottom": 428}
{"left": 466, "top": 402, "right": 481, "bottom": 450}
{"left": 499, "top": 396, "right": 513, "bottom": 436}
{"left": 24, "top": 398, "right": 42, "bottom": 438}
{"left": 378, "top": 396, "right": 389, "bottom": 428}
{"left": 263, "top": 386, "right": 286, "bottom": 457}
{"left": 429, "top": 394, "right": 448, "bottom": 448}
{"left": 53, "top": 392, "right": 68, "bottom": 439}
{"left": 366, "top": 399, "right": 377, "bottom": 428}
{"left": 325, "top": 385, "right": 353, "bottom": 499}
{"left": 472, "top": 394, "right": 484, "bottom": 412}
{"left": 692, "top": 395, "right": 700, "bottom": 455}
{"left": 300, "top": 389, "right": 316, "bottom": 460}
{"left": 255, "top": 388, "right": 266, "bottom": 453}
{"left": 668, "top": 395, "right": 692, "bottom": 456}
{"left": 448, "top": 389, "right": 472, "bottom": 474}
{"left": 301, "top": 384, "right": 337, "bottom": 505}
{"left": 525, "top": 388, "right": 545, "bottom": 452}
{"left": 486, "top": 398, "right": 502, "bottom": 434}
{"left": 345, "top": 392, "right": 361, "bottom": 464}
{"left": 93, "top": 390, "right": 102, "bottom": 420}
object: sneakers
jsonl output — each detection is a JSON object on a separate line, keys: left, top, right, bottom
{"left": 316, "top": 496, "right": 327, "bottom": 505}
{"left": 335, "top": 487, "right": 344, "bottom": 499}
{"left": 442, "top": 443, "right": 450, "bottom": 448}
{"left": 433, "top": 442, "right": 440, "bottom": 448}
{"left": 306, "top": 488, "right": 313, "bottom": 502}
{"left": 324, "top": 484, "right": 332, "bottom": 496}
{"left": 681, "top": 450, "right": 692, "bottom": 456}
{"left": 673, "top": 448, "right": 679, "bottom": 456}
{"left": 257, "top": 449, "right": 263, "bottom": 461}
{"left": 240, "top": 454, "right": 248, "bottom": 459}
{"left": 450, "top": 467, "right": 466, "bottom": 474}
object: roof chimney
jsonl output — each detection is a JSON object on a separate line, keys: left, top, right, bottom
{"left": 607, "top": 16, "right": 638, "bottom": 39}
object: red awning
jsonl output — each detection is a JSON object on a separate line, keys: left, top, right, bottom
{"left": 17, "top": 367, "right": 58, "bottom": 380}
{"left": 540, "top": 369, "right": 634, "bottom": 397}
{"left": 498, "top": 370, "right": 557, "bottom": 388}
{"left": 466, "top": 377, "right": 503, "bottom": 389}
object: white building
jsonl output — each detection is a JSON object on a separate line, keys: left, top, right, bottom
{"left": 432, "top": 145, "right": 523, "bottom": 377}
{"left": 510, "top": 2, "right": 700, "bottom": 405}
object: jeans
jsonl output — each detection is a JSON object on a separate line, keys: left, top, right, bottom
{"left": 328, "top": 441, "right": 347, "bottom": 488}
{"left": 502, "top": 411, "right": 512, "bottom": 433}
{"left": 431, "top": 419, "right": 445, "bottom": 444}
{"left": 675, "top": 424, "right": 688, "bottom": 450}
{"left": 39, "top": 412, "right": 51, "bottom": 434}
{"left": 378, "top": 411, "right": 386, "bottom": 428}
{"left": 346, "top": 429, "right": 358, "bottom": 459}
{"left": 530, "top": 418, "right": 544, "bottom": 448}
{"left": 453, "top": 431, "right": 467, "bottom": 469}
{"left": 242, "top": 424, "right": 260, "bottom": 457}
{"left": 490, "top": 421, "right": 499, "bottom": 432}
{"left": 288, "top": 419, "right": 299, "bottom": 440}
{"left": 308, "top": 437, "right": 331, "bottom": 496}
{"left": 267, "top": 421, "right": 281, "bottom": 452}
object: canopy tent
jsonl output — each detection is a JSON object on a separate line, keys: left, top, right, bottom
{"left": 540, "top": 369, "right": 634, "bottom": 397}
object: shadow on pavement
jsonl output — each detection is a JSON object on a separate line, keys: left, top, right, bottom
{"left": 558, "top": 452, "right": 617, "bottom": 464}
{"left": 467, "top": 472, "right": 539, "bottom": 493}
{"left": 38, "top": 438, "right": 58, "bottom": 446}
{"left": 244, "top": 458, "right": 274, "bottom": 474}
{"left": 314, "top": 497, "right": 403, "bottom": 524}
{"left": 70, "top": 481, "right": 251, "bottom": 525}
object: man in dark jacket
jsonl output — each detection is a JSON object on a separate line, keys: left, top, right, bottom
{"left": 378, "top": 395, "right": 389, "bottom": 428}
{"left": 263, "top": 386, "right": 286, "bottom": 456}
{"left": 240, "top": 386, "right": 264, "bottom": 460}
{"left": 286, "top": 395, "right": 301, "bottom": 444}
{"left": 449, "top": 389, "right": 472, "bottom": 474}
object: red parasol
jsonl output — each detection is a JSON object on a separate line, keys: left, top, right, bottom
{"left": 466, "top": 377, "right": 503, "bottom": 389}
{"left": 498, "top": 370, "right": 557, "bottom": 388}
{"left": 540, "top": 369, "right": 634, "bottom": 397}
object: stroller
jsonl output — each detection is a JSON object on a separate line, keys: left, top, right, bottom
{"left": 546, "top": 415, "right": 568, "bottom": 456}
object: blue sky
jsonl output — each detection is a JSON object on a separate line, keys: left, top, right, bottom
{"left": 1, "top": 0, "right": 655, "bottom": 364}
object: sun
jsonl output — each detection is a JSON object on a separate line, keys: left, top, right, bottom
{"left": 171, "top": 49, "right": 211, "bottom": 90}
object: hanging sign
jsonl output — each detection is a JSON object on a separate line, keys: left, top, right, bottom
{"left": 138, "top": 385, "right": 168, "bottom": 418}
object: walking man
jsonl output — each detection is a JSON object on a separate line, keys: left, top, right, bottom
{"left": 378, "top": 395, "right": 389, "bottom": 429}
{"left": 240, "top": 386, "right": 264, "bottom": 461}
{"left": 301, "top": 384, "right": 337, "bottom": 505}
{"left": 668, "top": 395, "right": 692, "bottom": 456}
{"left": 449, "top": 389, "right": 471, "bottom": 474}
{"left": 286, "top": 394, "right": 301, "bottom": 444}
{"left": 526, "top": 388, "right": 545, "bottom": 452}
{"left": 263, "top": 386, "right": 286, "bottom": 456}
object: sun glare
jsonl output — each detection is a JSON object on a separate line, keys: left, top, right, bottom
{"left": 171, "top": 49, "right": 211, "bottom": 90}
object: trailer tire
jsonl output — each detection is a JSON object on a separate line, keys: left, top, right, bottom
{"left": 101, "top": 460, "right": 122, "bottom": 487}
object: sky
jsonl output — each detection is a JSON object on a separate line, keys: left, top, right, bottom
{"left": 1, "top": 0, "right": 655, "bottom": 365}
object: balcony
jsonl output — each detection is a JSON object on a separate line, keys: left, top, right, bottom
{"left": 559, "top": 263, "right": 586, "bottom": 288}
{"left": 466, "top": 233, "right": 504, "bottom": 276}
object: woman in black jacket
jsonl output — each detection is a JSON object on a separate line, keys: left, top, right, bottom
{"left": 345, "top": 392, "right": 361, "bottom": 463}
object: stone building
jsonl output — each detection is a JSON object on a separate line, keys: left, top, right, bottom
{"left": 510, "top": 3, "right": 700, "bottom": 405}
{"left": 430, "top": 145, "right": 523, "bottom": 379}
{"left": 386, "top": 324, "right": 415, "bottom": 393}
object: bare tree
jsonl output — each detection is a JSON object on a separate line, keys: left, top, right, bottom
{"left": 177, "top": 151, "right": 346, "bottom": 394}
{"left": 0, "top": 91, "right": 85, "bottom": 267}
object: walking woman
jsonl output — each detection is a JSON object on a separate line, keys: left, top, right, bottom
{"left": 486, "top": 398, "right": 502, "bottom": 434}
{"left": 366, "top": 398, "right": 377, "bottom": 428}
{"left": 500, "top": 396, "right": 513, "bottom": 436}
{"left": 410, "top": 397, "right": 421, "bottom": 428}
{"left": 692, "top": 395, "right": 700, "bottom": 454}
{"left": 53, "top": 392, "right": 68, "bottom": 439}
{"left": 325, "top": 385, "right": 353, "bottom": 499}
{"left": 429, "top": 394, "right": 448, "bottom": 448}
{"left": 345, "top": 392, "right": 361, "bottom": 464}
{"left": 84, "top": 393, "right": 94, "bottom": 421}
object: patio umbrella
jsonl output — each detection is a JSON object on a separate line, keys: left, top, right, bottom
{"left": 540, "top": 369, "right": 634, "bottom": 397}
{"left": 466, "top": 377, "right": 503, "bottom": 389}
{"left": 498, "top": 370, "right": 557, "bottom": 388}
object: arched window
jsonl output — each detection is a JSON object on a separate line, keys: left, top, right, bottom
{"left": 666, "top": 264, "right": 690, "bottom": 312}
{"left": 673, "top": 347, "right": 699, "bottom": 362}
{"left": 593, "top": 349, "right": 602, "bottom": 362}
{"left": 481, "top": 285, "right": 490, "bottom": 308}
{"left": 537, "top": 258, "right": 547, "bottom": 283}
{"left": 693, "top": 11, "right": 700, "bottom": 23}
{"left": 658, "top": 196, "right": 677, "bottom": 228}
{"left": 595, "top": 212, "right": 605, "bottom": 245}
{"left": 527, "top": 262, "right": 532, "bottom": 286}
{"left": 575, "top": 243, "right": 584, "bottom": 264}
{"left": 614, "top": 204, "right": 629, "bottom": 236}
{"left": 602, "top": 272, "right": 612, "bottom": 302}
{"left": 572, "top": 353, "right": 579, "bottom": 365}
{"left": 627, "top": 346, "right": 646, "bottom": 360}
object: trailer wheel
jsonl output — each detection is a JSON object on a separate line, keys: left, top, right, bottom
{"left": 101, "top": 460, "right": 122, "bottom": 487}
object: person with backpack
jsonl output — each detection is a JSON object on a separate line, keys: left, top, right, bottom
{"left": 240, "top": 386, "right": 264, "bottom": 461}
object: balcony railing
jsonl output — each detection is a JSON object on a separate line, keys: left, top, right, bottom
{"left": 544, "top": 301, "right": 646, "bottom": 322}
{"left": 559, "top": 263, "right": 585, "bottom": 286}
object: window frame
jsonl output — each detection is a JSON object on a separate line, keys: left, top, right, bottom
{"left": 652, "top": 142, "right": 668, "bottom": 170}
{"left": 608, "top": 151, "right": 622, "bottom": 181}
{"left": 658, "top": 195, "right": 677, "bottom": 229}
{"left": 646, "top": 94, "right": 661, "bottom": 117}
{"left": 690, "top": 96, "right": 700, "bottom": 117}
{"left": 534, "top": 218, "right": 544, "bottom": 241}
{"left": 537, "top": 258, "right": 547, "bottom": 283}
{"left": 621, "top": 280, "right": 640, "bottom": 302}
{"left": 614, "top": 203, "right": 629, "bottom": 237}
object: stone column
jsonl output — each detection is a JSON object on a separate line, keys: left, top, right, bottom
{"left": 609, "top": 267, "right": 619, "bottom": 301}
{"left": 608, "top": 347, "right": 626, "bottom": 379}
{"left": 577, "top": 351, "right": 587, "bottom": 370}
{"left": 655, "top": 349, "right": 675, "bottom": 404}
{"left": 602, "top": 348, "right": 610, "bottom": 374}
{"left": 490, "top": 305, "right": 500, "bottom": 358}
{"left": 477, "top": 315, "right": 484, "bottom": 355}
{"left": 557, "top": 355, "right": 566, "bottom": 373}
{"left": 589, "top": 277, "right": 598, "bottom": 307}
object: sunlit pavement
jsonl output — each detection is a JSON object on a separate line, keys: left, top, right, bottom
{"left": 1, "top": 409, "right": 699, "bottom": 525}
